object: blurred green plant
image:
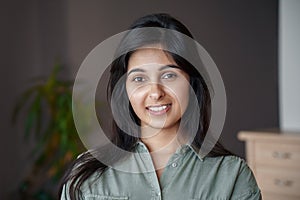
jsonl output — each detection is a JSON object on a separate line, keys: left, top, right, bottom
{"left": 12, "top": 63, "right": 85, "bottom": 199}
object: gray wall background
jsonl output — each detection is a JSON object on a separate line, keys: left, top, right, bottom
{"left": 1, "top": 0, "right": 278, "bottom": 199}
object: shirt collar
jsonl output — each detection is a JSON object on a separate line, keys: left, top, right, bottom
{"left": 134, "top": 140, "right": 205, "bottom": 162}
{"left": 186, "top": 143, "right": 205, "bottom": 161}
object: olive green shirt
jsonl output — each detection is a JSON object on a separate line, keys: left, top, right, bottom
{"left": 61, "top": 141, "right": 261, "bottom": 200}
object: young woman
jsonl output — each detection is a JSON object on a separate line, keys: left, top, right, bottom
{"left": 60, "top": 13, "right": 261, "bottom": 200}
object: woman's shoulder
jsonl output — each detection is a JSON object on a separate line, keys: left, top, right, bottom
{"left": 202, "top": 155, "right": 256, "bottom": 182}
{"left": 204, "top": 154, "right": 248, "bottom": 167}
{"left": 191, "top": 154, "right": 260, "bottom": 199}
{"left": 204, "top": 155, "right": 261, "bottom": 199}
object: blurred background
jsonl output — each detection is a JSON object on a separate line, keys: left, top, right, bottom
{"left": 1, "top": 0, "right": 299, "bottom": 199}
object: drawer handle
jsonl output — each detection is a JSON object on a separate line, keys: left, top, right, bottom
{"left": 272, "top": 151, "right": 291, "bottom": 159}
{"left": 274, "top": 179, "right": 293, "bottom": 187}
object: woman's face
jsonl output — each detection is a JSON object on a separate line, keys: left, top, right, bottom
{"left": 126, "top": 47, "right": 190, "bottom": 131}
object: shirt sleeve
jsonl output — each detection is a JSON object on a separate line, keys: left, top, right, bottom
{"left": 230, "top": 159, "right": 262, "bottom": 200}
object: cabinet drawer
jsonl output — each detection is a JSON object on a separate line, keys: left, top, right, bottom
{"left": 256, "top": 167, "right": 300, "bottom": 196}
{"left": 255, "top": 142, "right": 300, "bottom": 168}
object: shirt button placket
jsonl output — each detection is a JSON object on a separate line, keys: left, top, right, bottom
{"left": 157, "top": 191, "right": 161, "bottom": 200}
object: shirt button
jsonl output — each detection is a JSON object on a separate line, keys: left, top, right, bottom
{"left": 171, "top": 162, "right": 178, "bottom": 168}
{"left": 157, "top": 192, "right": 161, "bottom": 196}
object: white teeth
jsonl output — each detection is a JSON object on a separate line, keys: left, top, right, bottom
{"left": 148, "top": 105, "right": 168, "bottom": 112}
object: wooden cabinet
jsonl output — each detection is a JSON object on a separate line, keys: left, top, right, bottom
{"left": 238, "top": 130, "right": 300, "bottom": 200}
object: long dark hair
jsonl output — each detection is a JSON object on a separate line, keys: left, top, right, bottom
{"left": 59, "top": 13, "right": 232, "bottom": 199}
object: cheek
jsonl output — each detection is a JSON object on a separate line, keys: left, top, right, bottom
{"left": 169, "top": 82, "right": 190, "bottom": 110}
{"left": 127, "top": 88, "right": 146, "bottom": 112}
{"left": 179, "top": 90, "right": 190, "bottom": 112}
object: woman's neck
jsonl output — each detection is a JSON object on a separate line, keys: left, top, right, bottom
{"left": 140, "top": 125, "right": 187, "bottom": 174}
{"left": 140, "top": 125, "right": 182, "bottom": 153}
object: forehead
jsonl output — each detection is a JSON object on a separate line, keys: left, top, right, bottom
{"left": 127, "top": 48, "right": 177, "bottom": 71}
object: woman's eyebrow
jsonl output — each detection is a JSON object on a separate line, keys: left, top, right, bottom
{"left": 127, "top": 65, "right": 180, "bottom": 76}
{"left": 127, "top": 68, "right": 145, "bottom": 76}
{"left": 159, "top": 65, "right": 181, "bottom": 71}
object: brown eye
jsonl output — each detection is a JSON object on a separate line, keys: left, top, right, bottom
{"left": 132, "top": 76, "right": 146, "bottom": 82}
{"left": 162, "top": 73, "right": 177, "bottom": 80}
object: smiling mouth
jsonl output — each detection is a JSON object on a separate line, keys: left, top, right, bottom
{"left": 146, "top": 104, "right": 171, "bottom": 115}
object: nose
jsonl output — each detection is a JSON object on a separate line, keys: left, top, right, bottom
{"left": 148, "top": 83, "right": 165, "bottom": 100}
